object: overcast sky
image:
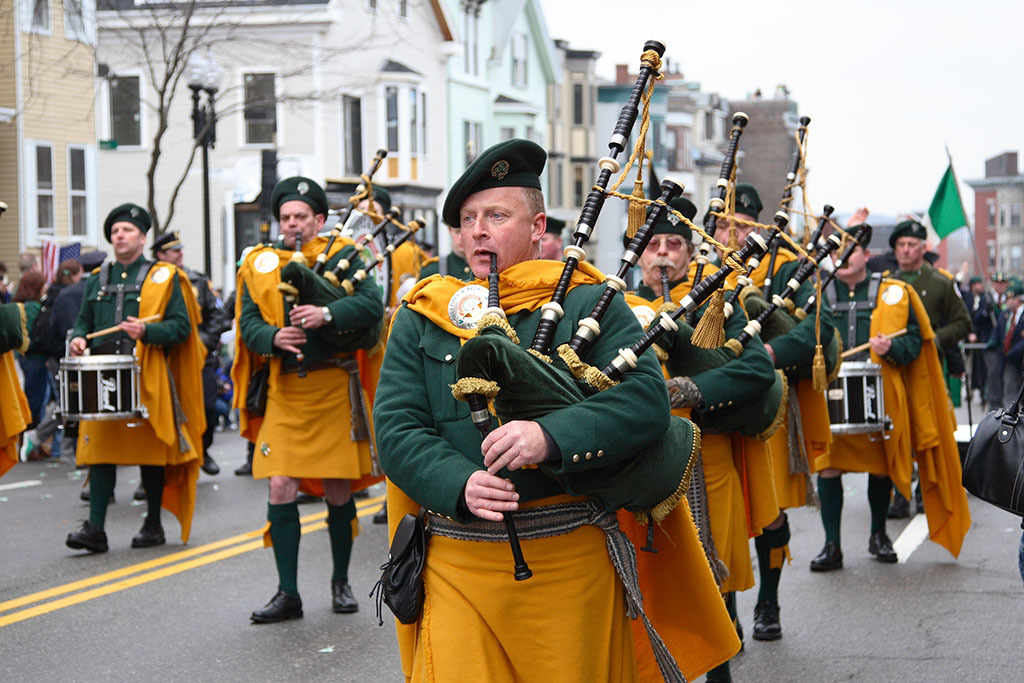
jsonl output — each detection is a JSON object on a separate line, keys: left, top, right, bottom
{"left": 539, "top": 0, "right": 1024, "bottom": 220}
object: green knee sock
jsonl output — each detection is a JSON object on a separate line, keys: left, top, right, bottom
{"left": 755, "top": 516, "right": 791, "bottom": 604}
{"left": 268, "top": 502, "right": 301, "bottom": 596}
{"left": 867, "top": 475, "right": 892, "bottom": 535}
{"left": 88, "top": 464, "right": 116, "bottom": 529}
{"left": 817, "top": 475, "right": 844, "bottom": 546}
{"left": 140, "top": 465, "right": 164, "bottom": 527}
{"left": 327, "top": 499, "right": 357, "bottom": 583}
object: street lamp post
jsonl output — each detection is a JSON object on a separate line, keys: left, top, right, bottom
{"left": 188, "top": 53, "right": 223, "bottom": 276}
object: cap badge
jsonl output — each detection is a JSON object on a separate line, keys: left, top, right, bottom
{"left": 491, "top": 160, "right": 510, "bottom": 180}
{"left": 130, "top": 208, "right": 139, "bottom": 217}
{"left": 297, "top": 181, "right": 309, "bottom": 195}
{"left": 667, "top": 212, "right": 680, "bottom": 226}
{"left": 739, "top": 194, "right": 751, "bottom": 208}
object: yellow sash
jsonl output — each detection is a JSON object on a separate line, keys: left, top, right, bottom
{"left": 0, "top": 351, "right": 30, "bottom": 478}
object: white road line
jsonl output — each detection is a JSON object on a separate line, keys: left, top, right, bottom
{"left": 893, "top": 513, "right": 930, "bottom": 564}
{"left": 0, "top": 479, "right": 43, "bottom": 492}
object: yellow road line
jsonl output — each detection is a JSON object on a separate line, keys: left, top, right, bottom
{"left": 0, "top": 496, "right": 384, "bottom": 627}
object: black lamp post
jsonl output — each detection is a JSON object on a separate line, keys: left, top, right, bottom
{"left": 187, "top": 53, "right": 223, "bottom": 276}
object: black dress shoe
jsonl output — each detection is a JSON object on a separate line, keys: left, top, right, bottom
{"left": 868, "top": 532, "right": 898, "bottom": 563}
{"left": 888, "top": 491, "right": 910, "bottom": 519}
{"left": 914, "top": 486, "right": 925, "bottom": 515}
{"left": 234, "top": 458, "right": 252, "bottom": 476}
{"left": 752, "top": 600, "right": 782, "bottom": 641}
{"left": 372, "top": 506, "right": 388, "bottom": 525}
{"left": 251, "top": 591, "right": 303, "bottom": 623}
{"left": 66, "top": 520, "right": 109, "bottom": 553}
{"left": 331, "top": 581, "right": 359, "bottom": 614}
{"left": 809, "top": 541, "right": 844, "bottom": 572}
{"left": 133, "top": 484, "right": 146, "bottom": 501}
{"left": 131, "top": 523, "right": 166, "bottom": 548}
{"left": 202, "top": 453, "right": 220, "bottom": 476}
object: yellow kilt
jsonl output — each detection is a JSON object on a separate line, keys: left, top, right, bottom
{"left": 253, "top": 365, "right": 375, "bottom": 481}
{"left": 702, "top": 434, "right": 754, "bottom": 593}
{"left": 413, "top": 519, "right": 637, "bottom": 682}
{"left": 732, "top": 434, "right": 780, "bottom": 536}
{"left": 814, "top": 432, "right": 890, "bottom": 477}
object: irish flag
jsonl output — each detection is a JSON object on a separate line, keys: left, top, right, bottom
{"left": 927, "top": 162, "right": 968, "bottom": 240}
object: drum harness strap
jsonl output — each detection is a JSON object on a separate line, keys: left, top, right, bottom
{"left": 826, "top": 272, "right": 882, "bottom": 353}
{"left": 97, "top": 259, "right": 154, "bottom": 355}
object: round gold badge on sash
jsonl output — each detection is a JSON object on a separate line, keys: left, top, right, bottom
{"left": 630, "top": 304, "right": 657, "bottom": 329}
{"left": 881, "top": 283, "right": 904, "bottom": 306}
{"left": 448, "top": 284, "right": 488, "bottom": 329}
{"left": 150, "top": 266, "right": 171, "bottom": 284}
{"left": 254, "top": 251, "right": 280, "bottom": 274}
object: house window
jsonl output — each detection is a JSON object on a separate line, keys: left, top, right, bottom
{"left": 109, "top": 76, "right": 141, "bottom": 147}
{"left": 550, "top": 161, "right": 562, "bottom": 206}
{"left": 34, "top": 143, "right": 55, "bottom": 235}
{"left": 704, "top": 110, "right": 715, "bottom": 140}
{"left": 987, "top": 199, "right": 996, "bottom": 227}
{"left": 367, "top": 0, "right": 377, "bottom": 11}
{"left": 511, "top": 32, "right": 528, "bottom": 87}
{"left": 30, "top": 0, "right": 49, "bottom": 32}
{"left": 398, "top": 0, "right": 407, "bottom": 18}
{"left": 420, "top": 91, "right": 428, "bottom": 156}
{"left": 1012, "top": 245, "right": 1022, "bottom": 271}
{"left": 573, "top": 166, "right": 584, "bottom": 207}
{"left": 988, "top": 242, "right": 996, "bottom": 269}
{"left": 409, "top": 88, "right": 427, "bottom": 156}
{"left": 68, "top": 146, "right": 92, "bottom": 237}
{"left": 463, "top": 8, "right": 479, "bottom": 76}
{"left": 1011, "top": 204, "right": 1022, "bottom": 227}
{"left": 385, "top": 86, "right": 399, "bottom": 152}
{"left": 64, "top": 0, "right": 93, "bottom": 43}
{"left": 500, "top": 127, "right": 515, "bottom": 141}
{"left": 573, "top": 84, "right": 584, "bottom": 125}
{"left": 342, "top": 95, "right": 363, "bottom": 175}
{"left": 464, "top": 120, "right": 482, "bottom": 168}
{"left": 244, "top": 73, "right": 276, "bottom": 145}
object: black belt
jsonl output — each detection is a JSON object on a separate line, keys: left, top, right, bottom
{"left": 280, "top": 357, "right": 350, "bottom": 375}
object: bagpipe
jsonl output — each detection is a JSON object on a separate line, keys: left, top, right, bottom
{"left": 762, "top": 116, "right": 810, "bottom": 298}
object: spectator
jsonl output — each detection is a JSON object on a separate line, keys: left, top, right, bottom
{"left": 0, "top": 261, "right": 10, "bottom": 304}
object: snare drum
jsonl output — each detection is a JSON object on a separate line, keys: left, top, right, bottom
{"left": 827, "top": 361, "right": 887, "bottom": 435}
{"left": 59, "top": 354, "right": 146, "bottom": 421}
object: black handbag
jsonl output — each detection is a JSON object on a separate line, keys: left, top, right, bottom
{"left": 370, "top": 509, "right": 428, "bottom": 626}
{"left": 963, "top": 380, "right": 1024, "bottom": 517}
{"left": 245, "top": 365, "right": 270, "bottom": 418}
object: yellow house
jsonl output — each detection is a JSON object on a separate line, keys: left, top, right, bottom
{"left": 0, "top": 0, "right": 98, "bottom": 273}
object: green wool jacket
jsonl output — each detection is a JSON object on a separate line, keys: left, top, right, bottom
{"left": 239, "top": 242, "right": 383, "bottom": 369}
{"left": 373, "top": 283, "right": 671, "bottom": 522}
{"left": 892, "top": 263, "right": 971, "bottom": 353}
{"left": 0, "top": 302, "right": 26, "bottom": 354}
{"left": 72, "top": 255, "right": 189, "bottom": 351}
{"left": 829, "top": 270, "right": 921, "bottom": 366}
{"left": 418, "top": 252, "right": 473, "bottom": 282}
{"left": 634, "top": 282, "right": 776, "bottom": 412}
{"left": 762, "top": 258, "right": 836, "bottom": 372}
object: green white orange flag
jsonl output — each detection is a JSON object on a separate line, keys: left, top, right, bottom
{"left": 928, "top": 163, "right": 968, "bottom": 240}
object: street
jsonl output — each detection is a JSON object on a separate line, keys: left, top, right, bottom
{"left": 1, "top": 397, "right": 1021, "bottom": 682}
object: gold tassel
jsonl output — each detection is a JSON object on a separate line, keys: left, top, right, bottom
{"left": 626, "top": 176, "right": 646, "bottom": 239}
{"left": 812, "top": 343, "right": 827, "bottom": 391}
{"left": 691, "top": 289, "right": 726, "bottom": 349}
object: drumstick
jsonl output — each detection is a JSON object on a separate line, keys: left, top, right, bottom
{"left": 840, "top": 328, "right": 907, "bottom": 359}
{"left": 85, "top": 314, "right": 162, "bottom": 340}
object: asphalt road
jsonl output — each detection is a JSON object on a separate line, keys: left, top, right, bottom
{"left": 1, "top": 396, "right": 1021, "bottom": 682}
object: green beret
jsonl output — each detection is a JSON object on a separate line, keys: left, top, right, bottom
{"left": 271, "top": 176, "right": 328, "bottom": 220}
{"left": 1007, "top": 283, "right": 1024, "bottom": 298}
{"left": 103, "top": 203, "right": 151, "bottom": 241}
{"left": 969, "top": 276, "right": 982, "bottom": 285}
{"left": 371, "top": 186, "right": 392, "bottom": 214}
{"left": 623, "top": 197, "right": 697, "bottom": 248}
{"left": 888, "top": 219, "right": 927, "bottom": 248}
{"left": 152, "top": 230, "right": 183, "bottom": 254}
{"left": 545, "top": 216, "right": 566, "bottom": 236}
{"left": 442, "top": 138, "right": 546, "bottom": 228}
{"left": 992, "top": 271, "right": 1009, "bottom": 283}
{"left": 734, "top": 183, "right": 762, "bottom": 220}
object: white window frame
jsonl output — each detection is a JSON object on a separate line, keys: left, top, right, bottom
{"left": 22, "top": 140, "right": 56, "bottom": 244}
{"left": 66, "top": 144, "right": 97, "bottom": 242}
{"left": 397, "top": 0, "right": 408, "bottom": 20}
{"left": 22, "top": 0, "right": 51, "bottom": 35}
{"left": 63, "top": 0, "right": 95, "bottom": 44}
{"left": 240, "top": 69, "right": 284, "bottom": 149}
{"left": 103, "top": 71, "right": 147, "bottom": 150}
{"left": 511, "top": 32, "right": 528, "bottom": 87}
{"left": 384, "top": 85, "right": 400, "bottom": 153}
{"left": 339, "top": 93, "right": 363, "bottom": 177}
{"left": 463, "top": 7, "right": 479, "bottom": 76}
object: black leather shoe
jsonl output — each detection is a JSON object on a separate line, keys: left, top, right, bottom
{"left": 752, "top": 600, "right": 782, "bottom": 641}
{"left": 66, "top": 520, "right": 109, "bottom": 553}
{"left": 133, "top": 484, "right": 146, "bottom": 501}
{"left": 234, "top": 458, "right": 252, "bottom": 476}
{"left": 202, "top": 453, "right": 220, "bottom": 476}
{"left": 372, "top": 506, "right": 388, "bottom": 525}
{"left": 888, "top": 491, "right": 910, "bottom": 519}
{"left": 809, "top": 542, "right": 844, "bottom": 572}
{"left": 251, "top": 591, "right": 303, "bottom": 623}
{"left": 131, "top": 523, "right": 166, "bottom": 548}
{"left": 331, "top": 581, "right": 359, "bottom": 613}
{"left": 914, "top": 486, "right": 925, "bottom": 515}
{"left": 868, "top": 532, "right": 898, "bottom": 563}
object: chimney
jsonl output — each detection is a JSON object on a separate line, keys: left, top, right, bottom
{"left": 616, "top": 64, "right": 629, "bottom": 84}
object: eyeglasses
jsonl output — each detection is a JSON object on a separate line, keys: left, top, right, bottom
{"left": 644, "top": 235, "right": 686, "bottom": 252}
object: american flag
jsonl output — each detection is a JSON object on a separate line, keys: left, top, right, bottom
{"left": 41, "top": 240, "right": 82, "bottom": 283}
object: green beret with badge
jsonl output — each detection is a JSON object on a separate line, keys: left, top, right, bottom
{"left": 270, "top": 176, "right": 328, "bottom": 220}
{"left": 442, "top": 138, "right": 546, "bottom": 228}
{"left": 622, "top": 196, "right": 698, "bottom": 248}
{"left": 734, "top": 183, "right": 763, "bottom": 220}
{"left": 152, "top": 230, "right": 183, "bottom": 255}
{"left": 992, "top": 271, "right": 1009, "bottom": 283}
{"left": 545, "top": 216, "right": 565, "bottom": 236}
{"left": 103, "top": 203, "right": 151, "bottom": 241}
{"left": 888, "top": 219, "right": 928, "bottom": 248}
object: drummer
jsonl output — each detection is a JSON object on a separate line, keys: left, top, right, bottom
{"left": 64, "top": 204, "right": 206, "bottom": 553}
{"left": 810, "top": 224, "right": 924, "bottom": 568}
